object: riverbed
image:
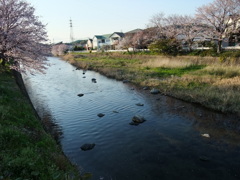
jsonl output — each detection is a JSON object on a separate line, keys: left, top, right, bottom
{"left": 23, "top": 57, "right": 240, "bottom": 180}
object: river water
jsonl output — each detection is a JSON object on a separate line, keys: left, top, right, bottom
{"left": 23, "top": 57, "right": 240, "bottom": 180}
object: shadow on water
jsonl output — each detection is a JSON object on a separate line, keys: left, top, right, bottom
{"left": 23, "top": 57, "right": 240, "bottom": 180}
{"left": 23, "top": 76, "right": 63, "bottom": 144}
{"left": 131, "top": 82, "right": 240, "bottom": 146}
{"left": 41, "top": 112, "right": 63, "bottom": 144}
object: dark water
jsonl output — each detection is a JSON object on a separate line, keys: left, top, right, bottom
{"left": 23, "top": 57, "right": 240, "bottom": 180}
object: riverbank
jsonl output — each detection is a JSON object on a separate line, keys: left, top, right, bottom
{"left": 0, "top": 68, "right": 82, "bottom": 179}
{"left": 63, "top": 52, "right": 240, "bottom": 115}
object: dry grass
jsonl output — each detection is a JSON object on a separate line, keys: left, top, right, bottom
{"left": 141, "top": 57, "right": 193, "bottom": 68}
{"left": 140, "top": 55, "right": 219, "bottom": 68}
{"left": 200, "top": 65, "right": 240, "bottom": 78}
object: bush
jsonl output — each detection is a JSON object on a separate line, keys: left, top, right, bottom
{"left": 73, "top": 46, "right": 85, "bottom": 51}
{"left": 148, "top": 39, "right": 181, "bottom": 56}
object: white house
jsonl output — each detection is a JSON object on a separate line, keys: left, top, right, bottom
{"left": 86, "top": 38, "right": 93, "bottom": 50}
{"left": 225, "top": 15, "right": 240, "bottom": 47}
{"left": 92, "top": 34, "right": 111, "bottom": 50}
{"left": 109, "top": 32, "right": 125, "bottom": 49}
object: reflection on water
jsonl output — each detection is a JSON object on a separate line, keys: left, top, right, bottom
{"left": 23, "top": 57, "right": 240, "bottom": 180}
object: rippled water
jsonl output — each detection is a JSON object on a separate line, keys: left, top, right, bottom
{"left": 23, "top": 57, "right": 240, "bottom": 180}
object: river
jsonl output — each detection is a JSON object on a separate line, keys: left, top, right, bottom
{"left": 23, "top": 57, "right": 240, "bottom": 180}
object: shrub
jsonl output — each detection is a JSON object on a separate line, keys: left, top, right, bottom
{"left": 148, "top": 39, "right": 181, "bottom": 56}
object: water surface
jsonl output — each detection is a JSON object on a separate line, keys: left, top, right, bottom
{"left": 23, "top": 57, "right": 240, "bottom": 180}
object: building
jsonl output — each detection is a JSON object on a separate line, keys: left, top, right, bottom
{"left": 92, "top": 34, "right": 111, "bottom": 50}
{"left": 109, "top": 32, "right": 125, "bottom": 49}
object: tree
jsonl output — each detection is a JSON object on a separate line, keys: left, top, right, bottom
{"left": 51, "top": 43, "right": 68, "bottom": 56}
{"left": 173, "top": 15, "right": 210, "bottom": 51}
{"left": 116, "top": 34, "right": 133, "bottom": 51}
{"left": 196, "top": 0, "right": 240, "bottom": 53}
{"left": 0, "top": 0, "right": 48, "bottom": 73}
{"left": 149, "top": 13, "right": 204, "bottom": 51}
{"left": 149, "top": 12, "right": 168, "bottom": 40}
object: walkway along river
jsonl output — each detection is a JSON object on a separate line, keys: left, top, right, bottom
{"left": 23, "top": 57, "right": 240, "bottom": 180}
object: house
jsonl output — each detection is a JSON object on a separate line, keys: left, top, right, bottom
{"left": 92, "top": 34, "right": 111, "bottom": 50}
{"left": 86, "top": 38, "right": 93, "bottom": 50}
{"left": 225, "top": 15, "right": 240, "bottom": 47}
{"left": 125, "top": 29, "right": 143, "bottom": 35}
{"left": 109, "top": 32, "right": 125, "bottom": 49}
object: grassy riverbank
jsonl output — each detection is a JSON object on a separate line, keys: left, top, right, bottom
{"left": 0, "top": 68, "right": 82, "bottom": 179}
{"left": 63, "top": 52, "right": 240, "bottom": 114}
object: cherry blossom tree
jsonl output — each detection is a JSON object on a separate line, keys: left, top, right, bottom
{"left": 116, "top": 34, "right": 134, "bottom": 51}
{"left": 51, "top": 43, "right": 68, "bottom": 56}
{"left": 149, "top": 12, "right": 168, "bottom": 40}
{"left": 0, "top": 0, "right": 49, "bottom": 73}
{"left": 173, "top": 15, "right": 210, "bottom": 51}
{"left": 196, "top": 0, "right": 240, "bottom": 53}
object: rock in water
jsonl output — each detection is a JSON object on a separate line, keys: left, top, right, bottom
{"left": 123, "top": 80, "right": 129, "bottom": 83}
{"left": 143, "top": 86, "right": 150, "bottom": 90}
{"left": 201, "top": 133, "right": 210, "bottom": 138}
{"left": 77, "top": 93, "right": 84, "bottom": 97}
{"left": 132, "top": 115, "right": 146, "bottom": 123}
{"left": 81, "top": 143, "right": 95, "bottom": 151}
{"left": 91, "top": 78, "right": 97, "bottom": 83}
{"left": 150, "top": 88, "right": 160, "bottom": 94}
{"left": 199, "top": 156, "right": 210, "bottom": 162}
{"left": 97, "top": 113, "right": 105, "bottom": 117}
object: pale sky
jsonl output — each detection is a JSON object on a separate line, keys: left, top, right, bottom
{"left": 27, "top": 0, "right": 213, "bottom": 43}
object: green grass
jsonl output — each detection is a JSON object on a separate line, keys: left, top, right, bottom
{"left": 0, "top": 69, "right": 83, "bottom": 180}
{"left": 146, "top": 65, "right": 206, "bottom": 78}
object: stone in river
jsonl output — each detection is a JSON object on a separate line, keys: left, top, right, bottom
{"left": 92, "top": 78, "right": 97, "bottom": 83}
{"left": 150, "top": 88, "right": 160, "bottom": 94}
{"left": 97, "top": 113, "right": 105, "bottom": 117}
{"left": 81, "top": 143, "right": 95, "bottom": 151}
{"left": 199, "top": 156, "right": 210, "bottom": 162}
{"left": 77, "top": 93, "right": 84, "bottom": 97}
{"left": 201, "top": 133, "right": 210, "bottom": 138}
{"left": 132, "top": 115, "right": 146, "bottom": 123}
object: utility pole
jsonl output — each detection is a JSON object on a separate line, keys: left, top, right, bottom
{"left": 70, "top": 18, "right": 74, "bottom": 43}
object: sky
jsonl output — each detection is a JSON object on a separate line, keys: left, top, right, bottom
{"left": 27, "top": 0, "right": 214, "bottom": 43}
